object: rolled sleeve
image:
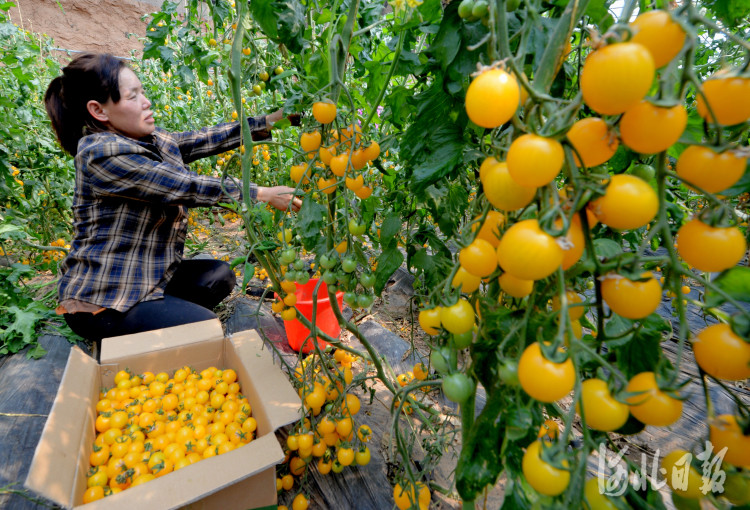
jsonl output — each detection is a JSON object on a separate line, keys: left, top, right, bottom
{"left": 79, "top": 137, "right": 241, "bottom": 207}
{"left": 173, "top": 116, "right": 269, "bottom": 164}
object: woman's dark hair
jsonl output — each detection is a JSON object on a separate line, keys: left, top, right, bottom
{"left": 44, "top": 53, "right": 127, "bottom": 156}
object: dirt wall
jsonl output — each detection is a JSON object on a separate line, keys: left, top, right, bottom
{"left": 7, "top": 0, "right": 172, "bottom": 59}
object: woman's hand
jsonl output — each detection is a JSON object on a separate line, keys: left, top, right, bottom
{"left": 257, "top": 186, "right": 302, "bottom": 212}
{"left": 265, "top": 109, "right": 302, "bottom": 128}
{"left": 265, "top": 109, "right": 285, "bottom": 127}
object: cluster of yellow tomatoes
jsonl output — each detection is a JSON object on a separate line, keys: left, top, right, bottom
{"left": 83, "top": 366, "right": 255, "bottom": 503}
{"left": 394, "top": 362, "right": 431, "bottom": 415}
{"left": 276, "top": 349, "right": 375, "bottom": 509}
{"left": 289, "top": 101, "right": 380, "bottom": 200}
{"left": 271, "top": 279, "right": 301, "bottom": 321}
{"left": 418, "top": 7, "right": 750, "bottom": 505}
{"left": 41, "top": 238, "right": 69, "bottom": 265}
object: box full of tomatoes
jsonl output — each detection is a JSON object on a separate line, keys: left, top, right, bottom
{"left": 24, "top": 319, "right": 300, "bottom": 510}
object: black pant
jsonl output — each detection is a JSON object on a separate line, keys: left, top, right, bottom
{"left": 64, "top": 259, "right": 236, "bottom": 342}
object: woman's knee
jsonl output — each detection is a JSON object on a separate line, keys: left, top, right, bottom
{"left": 208, "top": 261, "right": 236, "bottom": 303}
{"left": 214, "top": 261, "right": 236, "bottom": 289}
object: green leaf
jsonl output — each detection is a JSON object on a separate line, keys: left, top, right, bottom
{"left": 604, "top": 317, "right": 633, "bottom": 348}
{"left": 703, "top": 0, "right": 750, "bottom": 27}
{"left": 303, "top": 51, "right": 329, "bottom": 91}
{"left": 730, "top": 313, "right": 750, "bottom": 339}
{"left": 249, "top": 0, "right": 280, "bottom": 39}
{"left": 374, "top": 246, "right": 404, "bottom": 295}
{"left": 0, "top": 223, "right": 25, "bottom": 237}
{"left": 611, "top": 314, "right": 667, "bottom": 378}
{"left": 433, "top": 184, "right": 469, "bottom": 238}
{"left": 295, "top": 199, "right": 326, "bottom": 251}
{"left": 409, "top": 125, "right": 465, "bottom": 194}
{"left": 499, "top": 477, "right": 534, "bottom": 509}
{"left": 608, "top": 144, "right": 637, "bottom": 172}
{"left": 359, "top": 0, "right": 384, "bottom": 26}
{"left": 455, "top": 391, "right": 505, "bottom": 500}
{"left": 0, "top": 21, "right": 16, "bottom": 37}
{"left": 400, "top": 81, "right": 465, "bottom": 194}
{"left": 410, "top": 248, "right": 435, "bottom": 274}
{"left": 504, "top": 407, "right": 533, "bottom": 441}
{"left": 427, "top": 2, "right": 462, "bottom": 71}
{"left": 640, "top": 313, "right": 671, "bottom": 336}
{"left": 705, "top": 267, "right": 750, "bottom": 307}
{"left": 241, "top": 258, "right": 255, "bottom": 291}
{"left": 248, "top": 0, "right": 306, "bottom": 54}
{"left": 1, "top": 302, "right": 50, "bottom": 357}
{"left": 718, "top": 160, "right": 749, "bottom": 197}
{"left": 586, "top": 0, "right": 614, "bottom": 26}
{"left": 379, "top": 212, "right": 402, "bottom": 249}
{"left": 592, "top": 238, "right": 622, "bottom": 259}
{"left": 26, "top": 343, "right": 47, "bottom": 360}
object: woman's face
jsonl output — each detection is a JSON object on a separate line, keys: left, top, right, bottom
{"left": 100, "top": 67, "right": 155, "bottom": 139}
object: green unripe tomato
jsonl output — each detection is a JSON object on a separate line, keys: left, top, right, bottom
{"left": 344, "top": 291, "right": 358, "bottom": 307}
{"left": 348, "top": 219, "right": 366, "bottom": 236}
{"left": 296, "top": 271, "right": 310, "bottom": 285}
{"left": 280, "top": 249, "right": 296, "bottom": 265}
{"left": 320, "top": 255, "right": 337, "bottom": 269}
{"left": 430, "top": 349, "right": 450, "bottom": 374}
{"left": 336, "top": 272, "right": 350, "bottom": 286}
{"left": 457, "top": 0, "right": 475, "bottom": 19}
{"left": 628, "top": 163, "right": 656, "bottom": 181}
{"left": 671, "top": 492, "right": 702, "bottom": 510}
{"left": 293, "top": 259, "right": 305, "bottom": 271}
{"left": 357, "top": 294, "right": 374, "bottom": 309}
{"left": 284, "top": 271, "right": 297, "bottom": 282}
{"left": 442, "top": 373, "right": 475, "bottom": 404}
{"left": 498, "top": 360, "right": 519, "bottom": 387}
{"left": 259, "top": 71, "right": 270, "bottom": 81}
{"left": 430, "top": 346, "right": 457, "bottom": 374}
{"left": 505, "top": 0, "right": 520, "bottom": 11}
{"left": 471, "top": 0, "right": 489, "bottom": 18}
{"left": 341, "top": 257, "right": 357, "bottom": 273}
{"left": 452, "top": 330, "right": 474, "bottom": 349}
{"left": 359, "top": 273, "right": 376, "bottom": 288}
{"left": 723, "top": 473, "right": 750, "bottom": 505}
{"left": 322, "top": 270, "right": 338, "bottom": 285}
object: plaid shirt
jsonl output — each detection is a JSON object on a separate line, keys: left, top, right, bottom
{"left": 58, "top": 117, "right": 266, "bottom": 312}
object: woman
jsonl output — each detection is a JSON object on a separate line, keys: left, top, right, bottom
{"left": 44, "top": 52, "right": 300, "bottom": 344}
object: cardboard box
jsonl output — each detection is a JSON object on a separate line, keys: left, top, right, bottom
{"left": 24, "top": 319, "right": 300, "bottom": 510}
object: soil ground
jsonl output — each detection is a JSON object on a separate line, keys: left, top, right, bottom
{"left": 7, "top": 0, "right": 161, "bottom": 58}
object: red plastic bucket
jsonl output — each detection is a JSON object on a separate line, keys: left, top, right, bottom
{"left": 283, "top": 278, "right": 344, "bottom": 353}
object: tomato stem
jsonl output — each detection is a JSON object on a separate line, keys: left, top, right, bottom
{"left": 654, "top": 151, "right": 690, "bottom": 387}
